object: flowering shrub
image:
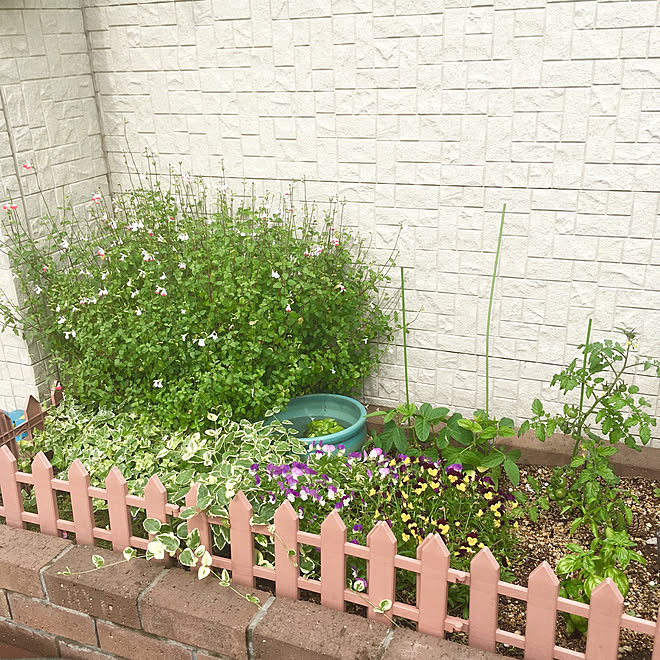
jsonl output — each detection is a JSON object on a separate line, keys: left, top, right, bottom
{"left": 1, "top": 173, "right": 395, "bottom": 427}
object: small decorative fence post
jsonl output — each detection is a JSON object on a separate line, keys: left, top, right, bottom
{"left": 229, "top": 491, "right": 254, "bottom": 588}
{"left": 146, "top": 475, "right": 172, "bottom": 567}
{"left": 417, "top": 533, "right": 449, "bottom": 637}
{"left": 585, "top": 578, "right": 624, "bottom": 659}
{"left": 524, "top": 561, "right": 559, "bottom": 660}
{"left": 32, "top": 452, "right": 59, "bottom": 537}
{"left": 366, "top": 521, "right": 397, "bottom": 624}
{"left": 273, "top": 500, "right": 299, "bottom": 600}
{"left": 320, "top": 510, "right": 346, "bottom": 611}
{"left": 105, "top": 467, "right": 132, "bottom": 552}
{"left": 185, "top": 483, "right": 212, "bottom": 551}
{"left": 0, "top": 444, "right": 25, "bottom": 528}
{"left": 469, "top": 547, "right": 500, "bottom": 652}
{"left": 0, "top": 411, "right": 18, "bottom": 458}
{"left": 68, "top": 459, "right": 94, "bottom": 545}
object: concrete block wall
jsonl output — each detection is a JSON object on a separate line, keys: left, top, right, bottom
{"left": 0, "top": 1, "right": 110, "bottom": 412}
{"left": 82, "top": 0, "right": 660, "bottom": 442}
{"left": 0, "top": 0, "right": 659, "bottom": 445}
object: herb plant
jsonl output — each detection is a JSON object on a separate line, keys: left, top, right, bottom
{"left": 1, "top": 168, "right": 396, "bottom": 428}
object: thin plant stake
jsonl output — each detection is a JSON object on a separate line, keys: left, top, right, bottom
{"left": 401, "top": 266, "right": 410, "bottom": 409}
{"left": 485, "top": 205, "right": 506, "bottom": 418}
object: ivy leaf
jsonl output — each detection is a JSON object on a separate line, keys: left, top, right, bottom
{"left": 143, "top": 518, "right": 162, "bottom": 534}
{"left": 92, "top": 555, "right": 105, "bottom": 568}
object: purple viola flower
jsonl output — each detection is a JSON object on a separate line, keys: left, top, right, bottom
{"left": 348, "top": 451, "right": 362, "bottom": 459}
{"left": 446, "top": 463, "right": 463, "bottom": 473}
{"left": 253, "top": 474, "right": 261, "bottom": 486}
{"left": 335, "top": 501, "right": 344, "bottom": 510}
{"left": 369, "top": 447, "right": 383, "bottom": 459}
{"left": 328, "top": 483, "right": 338, "bottom": 494}
{"left": 322, "top": 444, "right": 336, "bottom": 453}
{"left": 250, "top": 463, "right": 259, "bottom": 473}
{"left": 352, "top": 524, "right": 363, "bottom": 532}
{"left": 378, "top": 466, "right": 390, "bottom": 478}
{"left": 349, "top": 538, "right": 359, "bottom": 544}
{"left": 291, "top": 462, "right": 305, "bottom": 477}
{"left": 366, "top": 469, "right": 373, "bottom": 479}
{"left": 298, "top": 507, "right": 304, "bottom": 519}
{"left": 353, "top": 577, "right": 368, "bottom": 592}
{"left": 337, "top": 444, "right": 346, "bottom": 452}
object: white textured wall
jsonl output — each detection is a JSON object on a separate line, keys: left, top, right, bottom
{"left": 1, "top": 0, "right": 659, "bottom": 444}
{"left": 0, "top": 1, "right": 109, "bottom": 411}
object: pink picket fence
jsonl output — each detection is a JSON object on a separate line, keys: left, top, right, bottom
{"left": 0, "top": 448, "right": 658, "bottom": 660}
{"left": 0, "top": 387, "right": 63, "bottom": 458}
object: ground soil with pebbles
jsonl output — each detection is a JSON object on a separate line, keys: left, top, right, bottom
{"left": 492, "top": 465, "right": 659, "bottom": 660}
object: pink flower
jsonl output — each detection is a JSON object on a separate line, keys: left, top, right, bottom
{"left": 23, "top": 162, "right": 32, "bottom": 170}
{"left": 10, "top": 204, "right": 17, "bottom": 210}
{"left": 92, "top": 193, "right": 102, "bottom": 204}
{"left": 96, "top": 248, "right": 105, "bottom": 257}
{"left": 42, "top": 265, "right": 48, "bottom": 272}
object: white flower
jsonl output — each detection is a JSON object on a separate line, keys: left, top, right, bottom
{"left": 181, "top": 309, "right": 186, "bottom": 315}
{"left": 101, "top": 271, "right": 108, "bottom": 280}
{"left": 131, "top": 290, "right": 139, "bottom": 298}
{"left": 61, "top": 239, "right": 69, "bottom": 250}
{"left": 271, "top": 270, "right": 280, "bottom": 279}
{"left": 155, "top": 286, "right": 167, "bottom": 297}
{"left": 178, "top": 262, "right": 186, "bottom": 270}
{"left": 135, "top": 308, "right": 142, "bottom": 316}
{"left": 285, "top": 304, "right": 291, "bottom": 312}
{"left": 98, "top": 288, "right": 108, "bottom": 297}
{"left": 197, "top": 338, "right": 205, "bottom": 347}
{"left": 160, "top": 272, "right": 167, "bottom": 280}
{"left": 153, "top": 379, "right": 163, "bottom": 388}
{"left": 55, "top": 305, "right": 61, "bottom": 312}
{"left": 57, "top": 316, "right": 66, "bottom": 325}
{"left": 119, "top": 253, "right": 127, "bottom": 261}
{"left": 126, "top": 279, "right": 133, "bottom": 287}
{"left": 63, "top": 330, "right": 76, "bottom": 339}
{"left": 209, "top": 331, "right": 218, "bottom": 341}
{"left": 177, "top": 232, "right": 189, "bottom": 242}
{"left": 181, "top": 334, "right": 188, "bottom": 342}
{"left": 34, "top": 285, "right": 42, "bottom": 295}
{"left": 138, "top": 269, "right": 146, "bottom": 278}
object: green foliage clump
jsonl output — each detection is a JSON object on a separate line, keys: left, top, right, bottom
{"left": 1, "top": 173, "right": 395, "bottom": 428}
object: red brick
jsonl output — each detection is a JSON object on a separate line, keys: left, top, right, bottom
{"left": 0, "top": 590, "right": 9, "bottom": 618}
{"left": 0, "top": 641, "right": 41, "bottom": 658}
{"left": 0, "top": 618, "right": 59, "bottom": 657}
{"left": 8, "top": 592, "right": 97, "bottom": 646}
{"left": 251, "top": 597, "right": 389, "bottom": 660}
{"left": 97, "top": 620, "right": 192, "bottom": 660}
{"left": 0, "top": 525, "right": 70, "bottom": 598}
{"left": 44, "top": 544, "right": 164, "bottom": 628}
{"left": 58, "top": 640, "right": 122, "bottom": 660}
{"left": 196, "top": 652, "right": 234, "bottom": 660}
{"left": 382, "top": 628, "right": 501, "bottom": 659}
{"left": 140, "top": 568, "right": 269, "bottom": 659}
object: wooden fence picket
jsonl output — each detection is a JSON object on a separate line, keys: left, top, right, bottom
{"left": 366, "top": 521, "right": 397, "bottom": 624}
{"left": 105, "top": 466, "right": 132, "bottom": 551}
{"left": 652, "top": 605, "right": 660, "bottom": 660}
{"left": 417, "top": 533, "right": 449, "bottom": 637}
{"left": 0, "top": 445, "right": 24, "bottom": 528}
{"left": 32, "top": 452, "right": 59, "bottom": 537}
{"left": 469, "top": 547, "right": 500, "bottom": 652}
{"left": 24, "top": 395, "right": 44, "bottom": 440}
{"left": 228, "top": 491, "right": 254, "bottom": 587}
{"left": 320, "top": 510, "right": 346, "bottom": 611}
{"left": 0, "top": 411, "right": 18, "bottom": 457}
{"left": 585, "top": 578, "right": 624, "bottom": 659}
{"left": 524, "top": 561, "right": 559, "bottom": 660}
{"left": 68, "top": 459, "right": 94, "bottom": 545}
{"left": 273, "top": 500, "right": 299, "bottom": 599}
{"left": 145, "top": 475, "right": 172, "bottom": 567}
{"left": 185, "top": 483, "right": 212, "bottom": 552}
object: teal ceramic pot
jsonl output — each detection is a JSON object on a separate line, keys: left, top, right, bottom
{"left": 266, "top": 394, "right": 367, "bottom": 454}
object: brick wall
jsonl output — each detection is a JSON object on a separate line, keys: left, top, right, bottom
{"left": 0, "top": 524, "right": 497, "bottom": 660}
{"left": 0, "top": 0, "right": 659, "bottom": 443}
{"left": 0, "top": 1, "right": 109, "bottom": 412}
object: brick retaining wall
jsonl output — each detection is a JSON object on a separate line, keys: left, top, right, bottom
{"left": 0, "top": 525, "right": 498, "bottom": 660}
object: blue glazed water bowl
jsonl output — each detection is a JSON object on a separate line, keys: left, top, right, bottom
{"left": 266, "top": 394, "right": 367, "bottom": 454}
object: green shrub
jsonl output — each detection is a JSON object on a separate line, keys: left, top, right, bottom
{"left": 1, "top": 172, "right": 395, "bottom": 428}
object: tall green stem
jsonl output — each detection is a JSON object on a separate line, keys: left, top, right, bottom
{"left": 401, "top": 266, "right": 410, "bottom": 408}
{"left": 574, "top": 318, "right": 593, "bottom": 457}
{"left": 485, "top": 205, "right": 506, "bottom": 418}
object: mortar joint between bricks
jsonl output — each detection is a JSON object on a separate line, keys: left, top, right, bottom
{"left": 246, "top": 595, "right": 276, "bottom": 660}
{"left": 38, "top": 542, "right": 73, "bottom": 601}
{"left": 136, "top": 567, "right": 169, "bottom": 630}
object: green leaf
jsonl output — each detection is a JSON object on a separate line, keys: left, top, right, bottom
{"left": 503, "top": 459, "right": 520, "bottom": 486}
{"left": 186, "top": 528, "right": 201, "bottom": 551}
{"left": 156, "top": 532, "right": 180, "bottom": 554}
{"left": 392, "top": 427, "right": 408, "bottom": 453}
{"left": 178, "top": 506, "right": 198, "bottom": 520}
{"left": 179, "top": 548, "right": 197, "bottom": 567}
{"left": 415, "top": 418, "right": 430, "bottom": 443}
{"left": 92, "top": 555, "right": 105, "bottom": 569}
{"left": 532, "top": 399, "right": 544, "bottom": 416}
{"left": 122, "top": 548, "right": 137, "bottom": 562}
{"left": 143, "top": 518, "right": 162, "bottom": 534}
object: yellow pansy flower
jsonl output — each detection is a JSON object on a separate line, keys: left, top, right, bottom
{"left": 369, "top": 488, "right": 377, "bottom": 496}
{"left": 494, "top": 520, "right": 501, "bottom": 528}
{"left": 427, "top": 468, "right": 438, "bottom": 477}
{"left": 401, "top": 491, "right": 409, "bottom": 500}
{"left": 476, "top": 509, "right": 484, "bottom": 518}
{"left": 448, "top": 475, "right": 458, "bottom": 483}
{"left": 467, "top": 536, "right": 478, "bottom": 546}
{"left": 456, "top": 483, "right": 467, "bottom": 492}
{"left": 439, "top": 523, "right": 449, "bottom": 535}
{"left": 483, "top": 491, "right": 494, "bottom": 501}
{"left": 430, "top": 481, "right": 440, "bottom": 489}
{"left": 401, "top": 512, "right": 411, "bottom": 522}
{"left": 402, "top": 532, "right": 410, "bottom": 542}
